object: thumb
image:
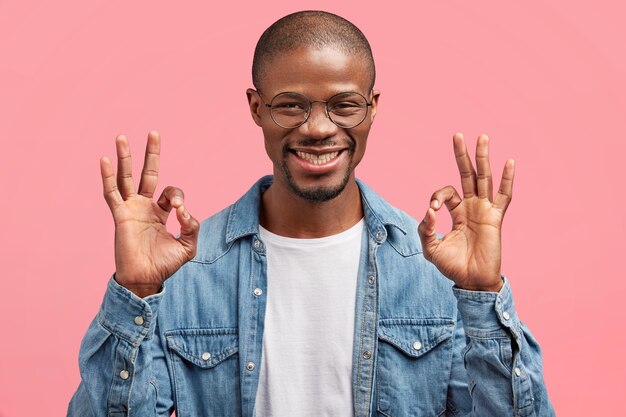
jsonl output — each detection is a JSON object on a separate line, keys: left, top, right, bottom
{"left": 175, "top": 204, "right": 199, "bottom": 258}
{"left": 417, "top": 208, "right": 439, "bottom": 260}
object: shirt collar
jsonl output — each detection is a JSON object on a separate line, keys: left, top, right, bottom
{"left": 225, "top": 175, "right": 410, "bottom": 245}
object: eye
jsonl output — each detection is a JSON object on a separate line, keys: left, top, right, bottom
{"left": 271, "top": 101, "right": 308, "bottom": 118}
{"left": 330, "top": 101, "right": 363, "bottom": 116}
{"left": 274, "top": 101, "right": 306, "bottom": 110}
{"left": 328, "top": 93, "right": 368, "bottom": 115}
{"left": 332, "top": 101, "right": 361, "bottom": 109}
{"left": 270, "top": 93, "right": 309, "bottom": 115}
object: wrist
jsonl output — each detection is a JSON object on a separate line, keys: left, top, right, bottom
{"left": 456, "top": 277, "right": 504, "bottom": 293}
{"left": 127, "top": 286, "right": 161, "bottom": 298}
{"left": 113, "top": 274, "right": 161, "bottom": 298}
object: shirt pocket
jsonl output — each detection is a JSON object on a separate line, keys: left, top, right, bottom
{"left": 165, "top": 328, "right": 241, "bottom": 417}
{"left": 376, "top": 319, "right": 455, "bottom": 417}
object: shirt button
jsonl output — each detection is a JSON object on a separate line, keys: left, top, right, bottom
{"left": 503, "top": 311, "right": 511, "bottom": 320}
{"left": 201, "top": 352, "right": 212, "bottom": 361}
{"left": 363, "top": 351, "right": 372, "bottom": 359}
{"left": 368, "top": 276, "right": 375, "bottom": 285}
{"left": 514, "top": 367, "right": 521, "bottom": 377}
{"left": 246, "top": 361, "right": 256, "bottom": 371}
{"left": 253, "top": 288, "right": 263, "bottom": 296}
{"left": 375, "top": 231, "right": 383, "bottom": 240}
{"left": 253, "top": 240, "right": 261, "bottom": 249}
{"left": 134, "top": 316, "right": 145, "bottom": 326}
{"left": 412, "top": 341, "right": 422, "bottom": 351}
{"left": 119, "top": 370, "right": 130, "bottom": 380}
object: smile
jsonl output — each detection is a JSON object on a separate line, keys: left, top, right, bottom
{"left": 295, "top": 150, "right": 340, "bottom": 165}
{"left": 288, "top": 147, "right": 348, "bottom": 174}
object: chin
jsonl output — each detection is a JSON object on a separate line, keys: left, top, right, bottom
{"left": 281, "top": 164, "right": 353, "bottom": 203}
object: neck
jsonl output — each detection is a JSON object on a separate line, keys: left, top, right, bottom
{"left": 260, "top": 176, "right": 363, "bottom": 238}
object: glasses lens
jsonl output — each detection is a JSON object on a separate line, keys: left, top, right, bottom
{"left": 270, "top": 93, "right": 309, "bottom": 128}
{"left": 328, "top": 93, "right": 368, "bottom": 128}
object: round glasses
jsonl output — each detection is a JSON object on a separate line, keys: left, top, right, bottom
{"left": 257, "top": 91, "right": 373, "bottom": 129}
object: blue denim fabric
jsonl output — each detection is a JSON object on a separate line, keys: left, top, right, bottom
{"left": 68, "top": 176, "right": 554, "bottom": 417}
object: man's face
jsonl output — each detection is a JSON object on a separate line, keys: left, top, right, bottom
{"left": 247, "top": 46, "right": 379, "bottom": 202}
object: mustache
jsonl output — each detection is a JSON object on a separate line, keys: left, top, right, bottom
{"left": 283, "top": 137, "right": 355, "bottom": 152}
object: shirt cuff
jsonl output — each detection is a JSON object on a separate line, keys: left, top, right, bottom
{"left": 452, "top": 276, "right": 520, "bottom": 339}
{"left": 97, "top": 275, "right": 165, "bottom": 346}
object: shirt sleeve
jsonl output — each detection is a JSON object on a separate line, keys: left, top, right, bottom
{"left": 67, "top": 276, "right": 174, "bottom": 417}
{"left": 447, "top": 276, "right": 555, "bottom": 417}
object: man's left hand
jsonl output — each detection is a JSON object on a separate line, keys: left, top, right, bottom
{"left": 417, "top": 133, "right": 515, "bottom": 292}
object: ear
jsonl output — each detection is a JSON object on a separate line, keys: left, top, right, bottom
{"left": 246, "top": 88, "right": 263, "bottom": 127}
{"left": 369, "top": 89, "right": 381, "bottom": 122}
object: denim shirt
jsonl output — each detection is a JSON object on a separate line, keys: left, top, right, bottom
{"left": 68, "top": 176, "right": 554, "bottom": 417}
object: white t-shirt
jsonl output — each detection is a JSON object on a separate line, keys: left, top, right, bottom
{"left": 254, "top": 219, "right": 365, "bottom": 417}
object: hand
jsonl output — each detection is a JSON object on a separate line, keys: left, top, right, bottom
{"left": 417, "top": 133, "right": 515, "bottom": 292}
{"left": 100, "top": 131, "right": 200, "bottom": 297}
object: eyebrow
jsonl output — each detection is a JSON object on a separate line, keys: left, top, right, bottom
{"left": 269, "top": 90, "right": 371, "bottom": 100}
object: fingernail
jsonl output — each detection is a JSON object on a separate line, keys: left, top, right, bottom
{"left": 431, "top": 200, "right": 439, "bottom": 209}
{"left": 173, "top": 197, "right": 182, "bottom": 206}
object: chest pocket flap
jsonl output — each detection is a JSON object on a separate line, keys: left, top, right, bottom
{"left": 378, "top": 319, "right": 455, "bottom": 358}
{"left": 166, "top": 328, "right": 238, "bottom": 368}
{"left": 376, "top": 319, "right": 456, "bottom": 416}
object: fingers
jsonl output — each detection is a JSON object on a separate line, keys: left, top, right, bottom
{"left": 175, "top": 204, "right": 200, "bottom": 257}
{"left": 158, "top": 185, "right": 198, "bottom": 257}
{"left": 453, "top": 133, "right": 477, "bottom": 198}
{"left": 417, "top": 208, "right": 439, "bottom": 260}
{"left": 475, "top": 134, "right": 493, "bottom": 200}
{"left": 494, "top": 159, "right": 515, "bottom": 211}
{"left": 138, "top": 131, "right": 161, "bottom": 198}
{"left": 430, "top": 185, "right": 463, "bottom": 213}
{"left": 421, "top": 186, "right": 462, "bottom": 260}
{"left": 100, "top": 157, "right": 123, "bottom": 211}
{"left": 157, "top": 186, "right": 185, "bottom": 213}
{"left": 115, "top": 135, "right": 136, "bottom": 198}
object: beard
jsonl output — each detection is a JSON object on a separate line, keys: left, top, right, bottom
{"left": 280, "top": 138, "right": 355, "bottom": 203}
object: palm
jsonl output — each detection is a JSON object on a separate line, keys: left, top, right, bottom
{"left": 100, "top": 132, "right": 199, "bottom": 297}
{"left": 418, "top": 134, "right": 515, "bottom": 292}
{"left": 114, "top": 197, "right": 192, "bottom": 289}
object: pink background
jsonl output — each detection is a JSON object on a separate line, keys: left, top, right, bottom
{"left": 1, "top": 1, "right": 624, "bottom": 415}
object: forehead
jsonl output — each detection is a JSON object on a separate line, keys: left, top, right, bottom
{"left": 259, "top": 46, "right": 371, "bottom": 98}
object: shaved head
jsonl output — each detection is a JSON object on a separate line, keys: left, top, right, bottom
{"left": 252, "top": 10, "right": 376, "bottom": 91}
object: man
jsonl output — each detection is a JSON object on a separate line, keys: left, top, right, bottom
{"left": 68, "top": 10, "right": 554, "bottom": 417}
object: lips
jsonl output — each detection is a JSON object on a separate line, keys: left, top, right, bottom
{"left": 288, "top": 147, "right": 347, "bottom": 173}
{"left": 295, "top": 150, "right": 340, "bottom": 165}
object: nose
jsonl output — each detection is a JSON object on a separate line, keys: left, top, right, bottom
{"left": 298, "top": 101, "right": 338, "bottom": 139}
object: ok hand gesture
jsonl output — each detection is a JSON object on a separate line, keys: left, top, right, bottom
{"left": 100, "top": 131, "right": 200, "bottom": 297}
{"left": 417, "top": 133, "right": 514, "bottom": 292}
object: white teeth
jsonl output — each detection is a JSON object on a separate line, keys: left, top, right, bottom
{"left": 296, "top": 151, "right": 339, "bottom": 164}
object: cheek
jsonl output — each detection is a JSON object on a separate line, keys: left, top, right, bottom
{"left": 350, "top": 134, "right": 368, "bottom": 166}
{"left": 262, "top": 127, "right": 287, "bottom": 158}
{"left": 352, "top": 127, "right": 370, "bottom": 151}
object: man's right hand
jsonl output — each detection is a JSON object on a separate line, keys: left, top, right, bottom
{"left": 100, "top": 131, "right": 200, "bottom": 298}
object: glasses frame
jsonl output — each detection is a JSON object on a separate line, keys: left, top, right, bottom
{"left": 255, "top": 90, "right": 373, "bottom": 129}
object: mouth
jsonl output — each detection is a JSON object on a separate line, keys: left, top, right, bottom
{"left": 287, "top": 147, "right": 348, "bottom": 173}
{"left": 294, "top": 150, "right": 340, "bottom": 165}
